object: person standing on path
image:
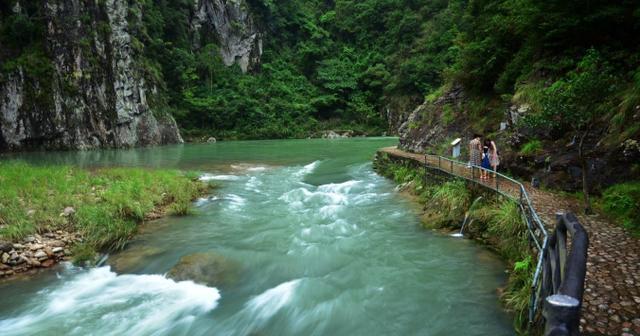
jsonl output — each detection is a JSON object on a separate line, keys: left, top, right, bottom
{"left": 487, "top": 138, "right": 500, "bottom": 177}
{"left": 469, "top": 134, "right": 482, "bottom": 168}
{"left": 481, "top": 142, "right": 492, "bottom": 180}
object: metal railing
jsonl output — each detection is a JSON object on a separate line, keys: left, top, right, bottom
{"left": 420, "top": 153, "right": 549, "bottom": 322}
{"left": 380, "top": 148, "right": 588, "bottom": 331}
{"left": 541, "top": 213, "right": 589, "bottom": 336}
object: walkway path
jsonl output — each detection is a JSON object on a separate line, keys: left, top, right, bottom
{"left": 380, "top": 147, "right": 640, "bottom": 336}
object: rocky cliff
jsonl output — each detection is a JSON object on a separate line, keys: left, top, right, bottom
{"left": 191, "top": 0, "right": 262, "bottom": 73}
{"left": 397, "top": 85, "right": 640, "bottom": 193}
{"left": 0, "top": 0, "right": 261, "bottom": 151}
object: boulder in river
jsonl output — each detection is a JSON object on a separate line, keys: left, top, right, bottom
{"left": 167, "top": 252, "right": 240, "bottom": 287}
{"left": 109, "top": 245, "right": 164, "bottom": 273}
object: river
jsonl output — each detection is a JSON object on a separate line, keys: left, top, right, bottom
{"left": 0, "top": 138, "right": 514, "bottom": 335}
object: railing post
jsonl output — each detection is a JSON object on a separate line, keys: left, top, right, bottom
{"left": 423, "top": 154, "right": 427, "bottom": 186}
{"left": 543, "top": 294, "right": 581, "bottom": 336}
{"left": 450, "top": 160, "right": 453, "bottom": 173}
{"left": 438, "top": 156, "right": 441, "bottom": 170}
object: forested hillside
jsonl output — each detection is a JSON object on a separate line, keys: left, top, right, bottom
{"left": 147, "top": 0, "right": 640, "bottom": 142}
{"left": 1, "top": 0, "right": 639, "bottom": 151}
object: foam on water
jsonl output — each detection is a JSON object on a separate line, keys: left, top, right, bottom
{"left": 293, "top": 161, "right": 320, "bottom": 178}
{"left": 247, "top": 279, "right": 300, "bottom": 320}
{"left": 214, "top": 279, "right": 301, "bottom": 336}
{"left": 0, "top": 265, "right": 220, "bottom": 336}
{"left": 199, "top": 174, "right": 241, "bottom": 181}
{"left": 195, "top": 196, "right": 220, "bottom": 206}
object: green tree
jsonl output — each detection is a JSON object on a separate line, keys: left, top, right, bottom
{"left": 527, "top": 50, "right": 618, "bottom": 212}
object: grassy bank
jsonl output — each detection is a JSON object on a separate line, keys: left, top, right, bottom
{"left": 600, "top": 182, "right": 640, "bottom": 236}
{"left": 0, "top": 162, "right": 212, "bottom": 262}
{"left": 375, "top": 155, "right": 534, "bottom": 333}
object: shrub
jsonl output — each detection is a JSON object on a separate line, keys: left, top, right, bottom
{"left": 519, "top": 139, "right": 543, "bottom": 156}
{"left": 602, "top": 182, "right": 640, "bottom": 234}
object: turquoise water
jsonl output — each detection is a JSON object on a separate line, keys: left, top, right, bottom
{"left": 0, "top": 138, "right": 514, "bottom": 335}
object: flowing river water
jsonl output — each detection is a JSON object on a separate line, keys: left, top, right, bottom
{"left": 0, "top": 138, "right": 514, "bottom": 335}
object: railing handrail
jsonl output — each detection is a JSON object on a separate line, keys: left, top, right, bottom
{"left": 542, "top": 213, "right": 589, "bottom": 336}
{"left": 421, "top": 152, "right": 550, "bottom": 322}
{"left": 378, "top": 148, "right": 588, "bottom": 332}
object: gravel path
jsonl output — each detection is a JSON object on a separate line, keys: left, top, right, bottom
{"left": 379, "top": 147, "right": 640, "bottom": 336}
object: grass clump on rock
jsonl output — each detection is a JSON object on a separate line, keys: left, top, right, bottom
{"left": 0, "top": 161, "right": 212, "bottom": 260}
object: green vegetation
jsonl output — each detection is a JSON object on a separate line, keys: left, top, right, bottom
{"left": 474, "top": 200, "right": 531, "bottom": 329}
{"left": 2, "top": 1, "right": 639, "bottom": 143}
{"left": 0, "top": 162, "right": 212, "bottom": 260}
{"left": 601, "top": 182, "right": 640, "bottom": 235}
{"left": 519, "top": 139, "right": 543, "bottom": 156}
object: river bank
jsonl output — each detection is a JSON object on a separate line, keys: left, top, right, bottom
{"left": 0, "top": 162, "right": 213, "bottom": 279}
{"left": 373, "top": 150, "right": 534, "bottom": 333}
{"left": 374, "top": 147, "right": 640, "bottom": 336}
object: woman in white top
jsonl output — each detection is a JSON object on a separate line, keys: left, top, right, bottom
{"left": 487, "top": 139, "right": 499, "bottom": 177}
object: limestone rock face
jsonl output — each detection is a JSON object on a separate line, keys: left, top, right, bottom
{"left": 398, "top": 85, "right": 467, "bottom": 153}
{"left": 191, "top": 0, "right": 262, "bottom": 73}
{"left": 0, "top": 0, "right": 183, "bottom": 151}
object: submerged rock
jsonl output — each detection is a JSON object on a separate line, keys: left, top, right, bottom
{"left": 167, "top": 252, "right": 240, "bottom": 287}
{"left": 109, "top": 245, "right": 164, "bottom": 273}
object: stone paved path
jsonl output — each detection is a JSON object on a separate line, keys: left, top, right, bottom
{"left": 380, "top": 147, "right": 640, "bottom": 336}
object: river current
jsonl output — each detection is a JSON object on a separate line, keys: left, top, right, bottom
{"left": 0, "top": 138, "right": 514, "bottom": 335}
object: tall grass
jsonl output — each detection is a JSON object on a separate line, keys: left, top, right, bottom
{"left": 0, "top": 161, "right": 212, "bottom": 255}
{"left": 476, "top": 200, "right": 532, "bottom": 329}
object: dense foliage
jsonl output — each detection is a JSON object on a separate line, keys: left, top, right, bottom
{"left": 1, "top": 0, "right": 639, "bottom": 140}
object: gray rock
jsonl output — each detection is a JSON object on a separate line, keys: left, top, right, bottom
{"left": 0, "top": 0, "right": 183, "bottom": 151}
{"left": 207, "top": 137, "right": 217, "bottom": 143}
{"left": 1, "top": 252, "right": 9, "bottom": 264}
{"left": 62, "top": 207, "right": 75, "bottom": 217}
{"left": 48, "top": 240, "right": 65, "bottom": 248}
{"left": 167, "top": 252, "right": 240, "bottom": 287}
{"left": 52, "top": 247, "right": 64, "bottom": 254}
{"left": 397, "top": 84, "right": 466, "bottom": 153}
{"left": 191, "top": 0, "right": 262, "bottom": 73}
{"left": 34, "top": 251, "right": 48, "bottom": 260}
{"left": 29, "top": 244, "right": 44, "bottom": 251}
{"left": 0, "top": 241, "right": 12, "bottom": 253}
